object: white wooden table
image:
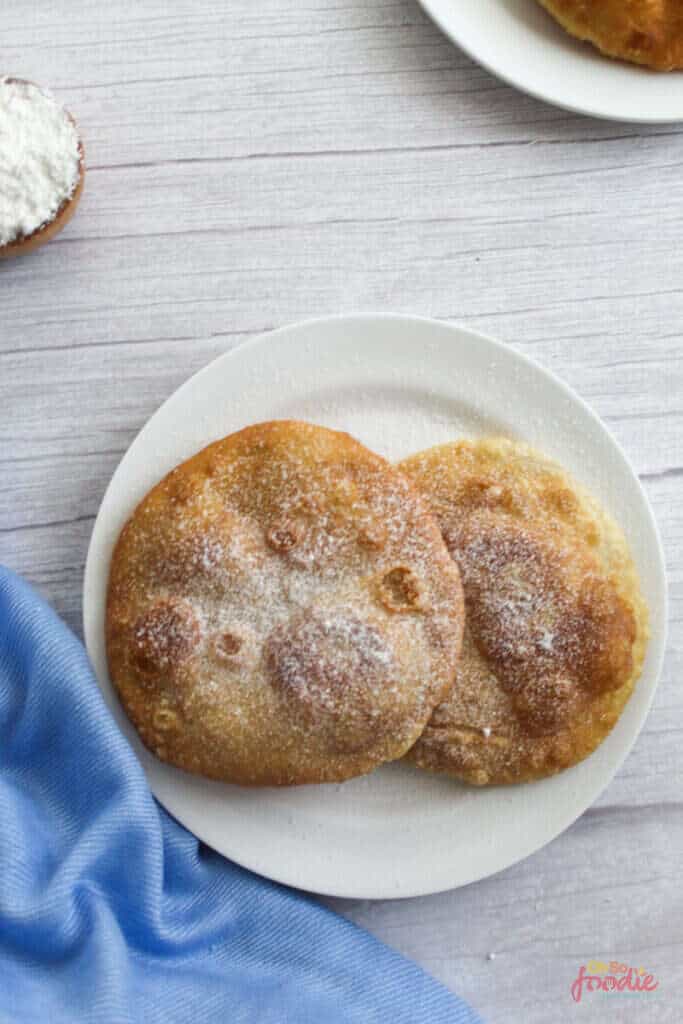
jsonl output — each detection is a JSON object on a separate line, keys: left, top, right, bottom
{"left": 1, "top": 3, "right": 681, "bottom": 1021}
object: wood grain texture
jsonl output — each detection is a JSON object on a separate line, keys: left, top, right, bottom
{"left": 0, "top": 2, "right": 681, "bottom": 1020}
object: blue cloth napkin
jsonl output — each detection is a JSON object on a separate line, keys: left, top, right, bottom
{"left": 0, "top": 567, "right": 481, "bottom": 1024}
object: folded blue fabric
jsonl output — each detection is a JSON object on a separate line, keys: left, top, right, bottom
{"left": 0, "top": 567, "right": 481, "bottom": 1024}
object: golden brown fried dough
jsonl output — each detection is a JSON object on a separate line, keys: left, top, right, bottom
{"left": 401, "top": 438, "right": 649, "bottom": 785}
{"left": 106, "top": 421, "right": 465, "bottom": 786}
{"left": 537, "top": 0, "right": 683, "bottom": 71}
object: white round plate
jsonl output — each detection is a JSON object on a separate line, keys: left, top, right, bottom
{"left": 418, "top": 0, "right": 683, "bottom": 123}
{"left": 84, "top": 314, "right": 667, "bottom": 899}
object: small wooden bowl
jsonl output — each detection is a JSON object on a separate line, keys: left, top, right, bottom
{"left": 0, "top": 78, "right": 84, "bottom": 260}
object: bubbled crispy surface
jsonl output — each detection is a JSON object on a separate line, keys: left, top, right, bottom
{"left": 401, "top": 438, "right": 649, "bottom": 786}
{"left": 106, "top": 421, "right": 465, "bottom": 785}
{"left": 536, "top": 0, "right": 683, "bottom": 71}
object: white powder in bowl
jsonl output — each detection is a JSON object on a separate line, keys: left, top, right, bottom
{"left": 0, "top": 78, "right": 81, "bottom": 246}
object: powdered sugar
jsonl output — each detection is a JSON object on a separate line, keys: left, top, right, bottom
{"left": 108, "top": 423, "right": 464, "bottom": 776}
{"left": 0, "top": 78, "right": 81, "bottom": 245}
{"left": 538, "top": 629, "right": 556, "bottom": 653}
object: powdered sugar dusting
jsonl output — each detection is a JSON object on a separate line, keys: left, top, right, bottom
{"left": 108, "top": 422, "right": 464, "bottom": 780}
{"left": 0, "top": 78, "right": 81, "bottom": 245}
{"left": 404, "top": 438, "right": 643, "bottom": 784}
